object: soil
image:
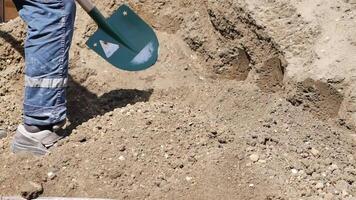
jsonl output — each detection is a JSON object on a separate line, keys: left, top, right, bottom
{"left": 0, "top": 0, "right": 356, "bottom": 199}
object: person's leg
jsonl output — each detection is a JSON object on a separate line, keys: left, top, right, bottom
{"left": 11, "top": 0, "right": 76, "bottom": 155}
{"left": 18, "top": 0, "right": 76, "bottom": 126}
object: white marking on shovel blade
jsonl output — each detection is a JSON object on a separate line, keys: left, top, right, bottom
{"left": 100, "top": 40, "right": 120, "bottom": 58}
{"left": 131, "top": 42, "right": 154, "bottom": 65}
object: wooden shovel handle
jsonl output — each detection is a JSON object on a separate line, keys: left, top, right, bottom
{"left": 76, "top": 0, "right": 95, "bottom": 13}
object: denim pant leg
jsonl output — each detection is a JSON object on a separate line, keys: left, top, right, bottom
{"left": 13, "top": 0, "right": 76, "bottom": 126}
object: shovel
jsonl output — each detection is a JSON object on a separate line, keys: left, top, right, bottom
{"left": 76, "top": 0, "right": 159, "bottom": 71}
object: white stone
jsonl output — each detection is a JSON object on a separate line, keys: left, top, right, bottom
{"left": 185, "top": 176, "right": 193, "bottom": 182}
{"left": 311, "top": 148, "right": 320, "bottom": 156}
{"left": 315, "top": 182, "right": 324, "bottom": 189}
{"left": 249, "top": 154, "right": 260, "bottom": 162}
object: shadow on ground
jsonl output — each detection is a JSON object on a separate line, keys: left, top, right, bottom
{"left": 65, "top": 77, "right": 153, "bottom": 134}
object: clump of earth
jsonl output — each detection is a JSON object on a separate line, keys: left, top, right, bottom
{"left": 0, "top": 0, "right": 356, "bottom": 199}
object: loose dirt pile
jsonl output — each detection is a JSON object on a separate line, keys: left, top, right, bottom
{"left": 0, "top": 0, "right": 355, "bottom": 199}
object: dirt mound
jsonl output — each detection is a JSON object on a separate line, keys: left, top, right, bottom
{"left": 181, "top": 1, "right": 283, "bottom": 82}
{"left": 0, "top": 0, "right": 355, "bottom": 199}
{"left": 287, "top": 78, "right": 344, "bottom": 120}
{"left": 1, "top": 82, "right": 355, "bottom": 199}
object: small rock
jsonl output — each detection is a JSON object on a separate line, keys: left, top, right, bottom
{"left": 75, "top": 135, "right": 87, "bottom": 143}
{"left": 160, "top": 108, "right": 169, "bottom": 114}
{"left": 119, "top": 156, "right": 125, "bottom": 161}
{"left": 20, "top": 181, "right": 43, "bottom": 200}
{"left": 119, "top": 145, "right": 126, "bottom": 152}
{"left": 258, "top": 159, "right": 267, "bottom": 163}
{"left": 69, "top": 182, "right": 77, "bottom": 190}
{"left": 218, "top": 138, "right": 227, "bottom": 144}
{"left": 185, "top": 176, "right": 193, "bottom": 182}
{"left": 311, "top": 148, "right": 320, "bottom": 157}
{"left": 211, "top": 131, "right": 218, "bottom": 136}
{"left": 329, "top": 163, "right": 339, "bottom": 172}
{"left": 315, "top": 182, "right": 324, "bottom": 189}
{"left": 249, "top": 154, "right": 260, "bottom": 162}
{"left": 291, "top": 169, "right": 299, "bottom": 174}
{"left": 0, "top": 129, "right": 7, "bottom": 139}
{"left": 47, "top": 172, "right": 57, "bottom": 180}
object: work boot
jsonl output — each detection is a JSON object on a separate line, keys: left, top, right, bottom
{"left": 11, "top": 120, "right": 66, "bottom": 156}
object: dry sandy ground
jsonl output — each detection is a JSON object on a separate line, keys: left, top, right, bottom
{"left": 0, "top": 0, "right": 356, "bottom": 199}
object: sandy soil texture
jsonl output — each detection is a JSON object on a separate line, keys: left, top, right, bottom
{"left": 0, "top": 0, "right": 356, "bottom": 199}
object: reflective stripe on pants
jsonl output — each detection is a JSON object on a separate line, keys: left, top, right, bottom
{"left": 25, "top": 76, "right": 68, "bottom": 88}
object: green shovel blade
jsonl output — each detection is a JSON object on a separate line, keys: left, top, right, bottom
{"left": 86, "top": 5, "right": 159, "bottom": 71}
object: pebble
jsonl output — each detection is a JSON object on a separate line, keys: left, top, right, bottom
{"left": 47, "top": 171, "right": 57, "bottom": 180}
{"left": 329, "top": 163, "right": 339, "bottom": 172}
{"left": 20, "top": 181, "right": 43, "bottom": 199}
{"left": 119, "top": 156, "right": 125, "bottom": 161}
{"left": 291, "top": 169, "right": 299, "bottom": 174}
{"left": 324, "top": 36, "right": 331, "bottom": 42}
{"left": 119, "top": 145, "right": 126, "bottom": 152}
{"left": 185, "top": 176, "right": 193, "bottom": 182}
{"left": 0, "top": 129, "right": 7, "bottom": 139}
{"left": 315, "top": 182, "right": 325, "bottom": 189}
{"left": 311, "top": 148, "right": 320, "bottom": 157}
{"left": 258, "top": 159, "right": 267, "bottom": 163}
{"left": 249, "top": 154, "right": 260, "bottom": 162}
{"left": 75, "top": 135, "right": 87, "bottom": 143}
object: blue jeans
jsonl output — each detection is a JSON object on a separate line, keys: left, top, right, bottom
{"left": 13, "top": 0, "right": 76, "bottom": 126}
